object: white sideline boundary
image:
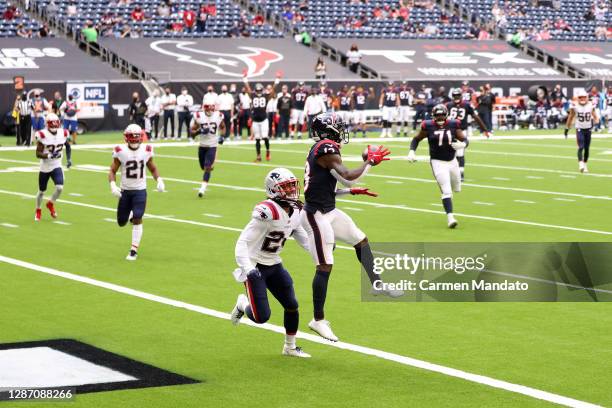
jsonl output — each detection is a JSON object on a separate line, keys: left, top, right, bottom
{"left": 0, "top": 254, "right": 601, "bottom": 408}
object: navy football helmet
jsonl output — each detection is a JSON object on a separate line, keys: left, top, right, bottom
{"left": 310, "top": 113, "right": 349, "bottom": 144}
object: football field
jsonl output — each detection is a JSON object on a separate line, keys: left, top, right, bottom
{"left": 1, "top": 131, "right": 611, "bottom": 407}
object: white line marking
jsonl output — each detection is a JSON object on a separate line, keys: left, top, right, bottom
{"left": 560, "top": 175, "right": 576, "bottom": 179}
{"left": 69, "top": 193, "right": 83, "bottom": 197}
{"left": 553, "top": 198, "right": 576, "bottom": 202}
{"left": 103, "top": 218, "right": 115, "bottom": 223}
{"left": 472, "top": 201, "right": 495, "bottom": 206}
{"left": 203, "top": 213, "right": 223, "bottom": 218}
{"left": 430, "top": 203, "right": 443, "bottom": 207}
{"left": 342, "top": 207, "right": 364, "bottom": 211}
{"left": 514, "top": 200, "right": 536, "bottom": 204}
{"left": 52, "top": 221, "right": 71, "bottom": 225}
{"left": 1, "top": 223, "right": 18, "bottom": 228}
{"left": 0, "top": 254, "right": 601, "bottom": 408}
{"left": 492, "top": 177, "right": 510, "bottom": 181}
{"left": 526, "top": 176, "right": 544, "bottom": 180}
{"left": 386, "top": 180, "right": 404, "bottom": 184}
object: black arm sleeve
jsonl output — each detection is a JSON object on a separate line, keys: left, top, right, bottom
{"left": 410, "top": 137, "right": 421, "bottom": 151}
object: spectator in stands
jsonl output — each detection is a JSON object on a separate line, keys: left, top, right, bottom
{"left": 45, "top": 0, "right": 59, "bottom": 16}
{"left": 81, "top": 21, "right": 98, "bottom": 43}
{"left": 372, "top": 6, "right": 383, "bottom": 19}
{"left": 595, "top": 25, "right": 607, "bottom": 40}
{"left": 131, "top": 5, "right": 145, "bottom": 21}
{"left": 176, "top": 87, "right": 193, "bottom": 140}
{"left": 594, "top": 1, "right": 607, "bottom": 22}
{"left": 129, "top": 92, "right": 147, "bottom": 130}
{"left": 282, "top": 3, "right": 294, "bottom": 20}
{"left": 553, "top": 18, "right": 573, "bottom": 33}
{"left": 424, "top": 22, "right": 439, "bottom": 36}
{"left": 294, "top": 28, "right": 311, "bottom": 46}
{"left": 183, "top": 8, "right": 196, "bottom": 32}
{"left": 157, "top": 1, "right": 170, "bottom": 17}
{"left": 253, "top": 13, "right": 265, "bottom": 26}
{"left": 16, "top": 24, "right": 32, "bottom": 38}
{"left": 196, "top": 5, "right": 208, "bottom": 32}
{"left": 314, "top": 58, "right": 326, "bottom": 80}
{"left": 161, "top": 87, "right": 176, "bottom": 139}
{"left": 227, "top": 21, "right": 240, "bottom": 37}
{"left": 346, "top": 44, "right": 362, "bottom": 74}
{"left": 206, "top": 2, "right": 217, "bottom": 16}
{"left": 66, "top": 0, "right": 77, "bottom": 16}
{"left": 3, "top": 4, "right": 16, "bottom": 20}
{"left": 38, "top": 23, "right": 51, "bottom": 38}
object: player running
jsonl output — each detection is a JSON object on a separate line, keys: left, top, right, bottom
{"left": 565, "top": 89, "right": 599, "bottom": 173}
{"left": 34, "top": 113, "right": 68, "bottom": 221}
{"left": 408, "top": 104, "right": 466, "bottom": 228}
{"left": 447, "top": 88, "right": 490, "bottom": 181}
{"left": 379, "top": 81, "right": 399, "bottom": 138}
{"left": 290, "top": 81, "right": 308, "bottom": 139}
{"left": 245, "top": 78, "right": 278, "bottom": 161}
{"left": 108, "top": 124, "right": 165, "bottom": 260}
{"left": 230, "top": 168, "right": 311, "bottom": 358}
{"left": 301, "top": 113, "right": 400, "bottom": 342}
{"left": 191, "top": 94, "right": 225, "bottom": 197}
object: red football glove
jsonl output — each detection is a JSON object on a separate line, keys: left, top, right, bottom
{"left": 350, "top": 188, "right": 378, "bottom": 197}
{"left": 366, "top": 145, "right": 391, "bottom": 166}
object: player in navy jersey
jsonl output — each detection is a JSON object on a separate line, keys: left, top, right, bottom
{"left": 447, "top": 88, "right": 490, "bottom": 181}
{"left": 336, "top": 85, "right": 353, "bottom": 132}
{"left": 290, "top": 82, "right": 308, "bottom": 139}
{"left": 379, "top": 81, "right": 399, "bottom": 138}
{"left": 319, "top": 82, "right": 334, "bottom": 112}
{"left": 408, "top": 105, "right": 467, "bottom": 228}
{"left": 352, "top": 85, "right": 373, "bottom": 138}
{"left": 397, "top": 81, "right": 413, "bottom": 137}
{"left": 244, "top": 77, "right": 279, "bottom": 161}
{"left": 301, "top": 113, "right": 401, "bottom": 342}
{"left": 605, "top": 84, "right": 612, "bottom": 134}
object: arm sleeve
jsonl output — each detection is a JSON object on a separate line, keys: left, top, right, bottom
{"left": 291, "top": 225, "right": 310, "bottom": 252}
{"left": 235, "top": 219, "right": 268, "bottom": 274}
{"left": 410, "top": 136, "right": 421, "bottom": 151}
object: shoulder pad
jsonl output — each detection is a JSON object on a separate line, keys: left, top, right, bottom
{"left": 421, "top": 120, "right": 429, "bottom": 130}
{"left": 314, "top": 140, "right": 340, "bottom": 157}
{"left": 146, "top": 145, "right": 153, "bottom": 153}
{"left": 453, "top": 119, "right": 462, "bottom": 128}
{"left": 37, "top": 131, "right": 45, "bottom": 139}
{"left": 114, "top": 146, "right": 122, "bottom": 153}
{"left": 252, "top": 201, "right": 280, "bottom": 221}
{"left": 63, "top": 129, "right": 69, "bottom": 138}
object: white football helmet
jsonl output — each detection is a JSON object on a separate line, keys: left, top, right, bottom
{"left": 203, "top": 94, "right": 216, "bottom": 115}
{"left": 124, "top": 123, "right": 144, "bottom": 149}
{"left": 575, "top": 88, "right": 588, "bottom": 105}
{"left": 46, "top": 113, "right": 60, "bottom": 133}
{"left": 265, "top": 168, "right": 300, "bottom": 202}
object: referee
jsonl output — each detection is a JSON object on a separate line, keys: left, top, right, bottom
{"left": 13, "top": 92, "right": 32, "bottom": 146}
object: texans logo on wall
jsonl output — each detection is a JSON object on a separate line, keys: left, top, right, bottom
{"left": 150, "top": 40, "right": 283, "bottom": 78}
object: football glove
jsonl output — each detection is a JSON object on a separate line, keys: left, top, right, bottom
{"left": 366, "top": 145, "right": 391, "bottom": 166}
{"left": 156, "top": 177, "right": 165, "bottom": 192}
{"left": 350, "top": 188, "right": 378, "bottom": 197}
{"left": 110, "top": 182, "right": 122, "bottom": 198}
{"left": 407, "top": 150, "right": 417, "bottom": 162}
{"left": 451, "top": 141, "right": 467, "bottom": 151}
{"left": 564, "top": 128, "right": 569, "bottom": 137}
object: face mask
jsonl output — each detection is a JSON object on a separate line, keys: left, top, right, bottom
{"left": 128, "top": 142, "right": 140, "bottom": 149}
{"left": 182, "top": 90, "right": 188, "bottom": 95}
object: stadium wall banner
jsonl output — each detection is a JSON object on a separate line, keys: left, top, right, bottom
{"left": 66, "top": 83, "right": 109, "bottom": 120}
{"left": 527, "top": 41, "right": 612, "bottom": 79}
{"left": 323, "top": 39, "right": 571, "bottom": 80}
{"left": 98, "top": 38, "right": 362, "bottom": 81}
{"left": 0, "top": 39, "right": 125, "bottom": 82}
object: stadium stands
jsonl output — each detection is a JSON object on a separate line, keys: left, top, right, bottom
{"left": 454, "top": 0, "right": 611, "bottom": 41}
{"left": 35, "top": 0, "right": 283, "bottom": 38}
{"left": 1, "top": 1, "right": 41, "bottom": 37}
{"left": 262, "top": 0, "right": 474, "bottom": 39}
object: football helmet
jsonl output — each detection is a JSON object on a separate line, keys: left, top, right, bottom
{"left": 203, "top": 94, "right": 216, "bottom": 115}
{"left": 45, "top": 113, "right": 60, "bottom": 134}
{"left": 255, "top": 83, "right": 264, "bottom": 93}
{"left": 576, "top": 89, "right": 588, "bottom": 105}
{"left": 310, "top": 113, "right": 349, "bottom": 144}
{"left": 124, "top": 123, "right": 144, "bottom": 149}
{"left": 265, "top": 168, "right": 300, "bottom": 202}
{"left": 432, "top": 104, "right": 448, "bottom": 126}
{"left": 451, "top": 88, "right": 462, "bottom": 103}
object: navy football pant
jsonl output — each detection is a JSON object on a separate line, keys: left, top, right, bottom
{"left": 577, "top": 128, "right": 592, "bottom": 162}
{"left": 244, "top": 263, "right": 299, "bottom": 335}
{"left": 117, "top": 189, "right": 147, "bottom": 226}
{"left": 38, "top": 167, "right": 64, "bottom": 191}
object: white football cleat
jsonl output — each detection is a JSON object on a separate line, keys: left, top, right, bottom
{"left": 447, "top": 214, "right": 458, "bottom": 229}
{"left": 198, "top": 188, "right": 205, "bottom": 198}
{"left": 282, "top": 345, "right": 311, "bottom": 358}
{"left": 579, "top": 161, "right": 585, "bottom": 173}
{"left": 230, "top": 294, "right": 249, "bottom": 325}
{"left": 370, "top": 287, "right": 405, "bottom": 298}
{"left": 583, "top": 164, "right": 589, "bottom": 173}
{"left": 126, "top": 250, "right": 138, "bottom": 261}
{"left": 308, "top": 319, "right": 338, "bottom": 342}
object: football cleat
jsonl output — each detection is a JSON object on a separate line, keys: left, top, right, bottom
{"left": 255, "top": 155, "right": 262, "bottom": 163}
{"left": 34, "top": 208, "right": 42, "bottom": 221}
{"left": 308, "top": 319, "right": 338, "bottom": 342}
{"left": 67, "top": 160, "right": 72, "bottom": 169}
{"left": 447, "top": 214, "right": 458, "bottom": 229}
{"left": 370, "top": 287, "right": 405, "bottom": 298}
{"left": 583, "top": 164, "right": 589, "bottom": 173}
{"left": 198, "top": 188, "right": 205, "bottom": 198}
{"left": 266, "top": 151, "right": 271, "bottom": 161}
{"left": 230, "top": 294, "right": 249, "bottom": 325}
{"left": 126, "top": 250, "right": 138, "bottom": 261}
{"left": 282, "top": 345, "right": 311, "bottom": 358}
{"left": 46, "top": 201, "right": 57, "bottom": 218}
{"left": 579, "top": 161, "right": 586, "bottom": 173}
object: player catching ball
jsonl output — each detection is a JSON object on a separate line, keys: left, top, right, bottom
{"left": 108, "top": 124, "right": 165, "bottom": 261}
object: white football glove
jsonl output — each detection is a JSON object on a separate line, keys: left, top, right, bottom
{"left": 407, "top": 150, "right": 417, "bottom": 162}
{"left": 156, "top": 177, "right": 165, "bottom": 192}
{"left": 110, "top": 182, "right": 122, "bottom": 198}
{"left": 451, "top": 141, "right": 467, "bottom": 151}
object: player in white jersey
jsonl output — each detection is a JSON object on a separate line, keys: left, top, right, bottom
{"left": 190, "top": 95, "right": 225, "bottom": 197}
{"left": 34, "top": 113, "right": 68, "bottom": 221}
{"left": 108, "top": 124, "right": 165, "bottom": 260}
{"left": 604, "top": 85, "right": 612, "bottom": 134}
{"left": 230, "top": 168, "right": 311, "bottom": 358}
{"left": 565, "top": 89, "right": 599, "bottom": 173}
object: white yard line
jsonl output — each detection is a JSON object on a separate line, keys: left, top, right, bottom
{"left": 514, "top": 200, "right": 536, "bottom": 204}
{"left": 203, "top": 213, "right": 223, "bottom": 218}
{"left": 342, "top": 207, "right": 364, "bottom": 211}
{"left": 553, "top": 198, "right": 576, "bottom": 202}
{"left": 1, "top": 223, "right": 18, "bottom": 228}
{"left": 52, "top": 221, "right": 72, "bottom": 225}
{"left": 0, "top": 254, "right": 602, "bottom": 408}
{"left": 473, "top": 201, "right": 495, "bottom": 206}
{"left": 560, "top": 175, "right": 577, "bottom": 179}
{"left": 526, "top": 176, "right": 545, "bottom": 180}
{"left": 492, "top": 177, "right": 510, "bottom": 181}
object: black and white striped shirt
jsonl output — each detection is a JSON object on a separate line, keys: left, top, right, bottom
{"left": 16, "top": 99, "right": 31, "bottom": 116}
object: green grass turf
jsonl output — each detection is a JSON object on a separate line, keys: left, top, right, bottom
{"left": 0, "top": 129, "right": 611, "bottom": 407}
